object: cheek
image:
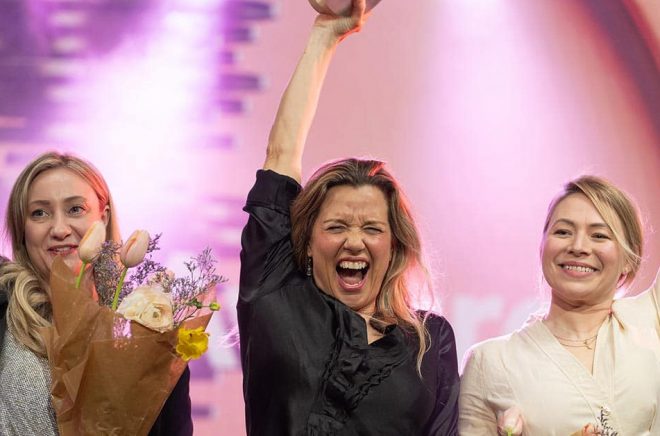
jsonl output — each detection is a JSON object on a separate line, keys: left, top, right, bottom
{"left": 603, "top": 245, "right": 626, "bottom": 270}
{"left": 540, "top": 237, "right": 560, "bottom": 261}
{"left": 368, "top": 238, "right": 393, "bottom": 266}
{"left": 77, "top": 213, "right": 104, "bottom": 236}
{"left": 24, "top": 223, "right": 42, "bottom": 248}
{"left": 309, "top": 234, "right": 334, "bottom": 259}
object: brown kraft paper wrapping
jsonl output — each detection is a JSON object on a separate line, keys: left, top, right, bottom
{"left": 41, "top": 257, "right": 211, "bottom": 436}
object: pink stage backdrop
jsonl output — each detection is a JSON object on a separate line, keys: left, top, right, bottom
{"left": 0, "top": 1, "right": 658, "bottom": 435}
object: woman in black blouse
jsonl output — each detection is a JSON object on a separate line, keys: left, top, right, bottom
{"left": 238, "top": 1, "right": 459, "bottom": 434}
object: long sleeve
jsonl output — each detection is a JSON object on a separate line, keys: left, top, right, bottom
{"left": 425, "top": 317, "right": 460, "bottom": 435}
{"left": 458, "top": 345, "right": 499, "bottom": 435}
{"left": 239, "top": 170, "right": 302, "bottom": 304}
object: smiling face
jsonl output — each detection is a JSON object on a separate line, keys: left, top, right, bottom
{"left": 541, "top": 193, "right": 628, "bottom": 307}
{"left": 24, "top": 167, "right": 108, "bottom": 279}
{"left": 307, "top": 184, "right": 392, "bottom": 315}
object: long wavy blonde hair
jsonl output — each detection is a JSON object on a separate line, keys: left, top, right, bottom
{"left": 290, "top": 158, "right": 434, "bottom": 372}
{"left": 1, "top": 152, "right": 120, "bottom": 356}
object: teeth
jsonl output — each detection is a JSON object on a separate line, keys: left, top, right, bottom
{"left": 338, "top": 261, "right": 368, "bottom": 270}
{"left": 562, "top": 264, "right": 596, "bottom": 273}
{"left": 51, "top": 247, "right": 75, "bottom": 253}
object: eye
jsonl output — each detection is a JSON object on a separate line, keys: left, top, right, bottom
{"left": 30, "top": 209, "right": 48, "bottom": 219}
{"left": 68, "top": 205, "right": 87, "bottom": 215}
{"left": 592, "top": 233, "right": 611, "bottom": 240}
{"left": 364, "top": 226, "right": 384, "bottom": 235}
{"left": 326, "top": 225, "right": 345, "bottom": 233}
{"left": 553, "top": 228, "right": 571, "bottom": 236}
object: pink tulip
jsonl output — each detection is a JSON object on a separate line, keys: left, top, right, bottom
{"left": 120, "top": 230, "right": 150, "bottom": 268}
{"left": 78, "top": 221, "right": 106, "bottom": 262}
{"left": 497, "top": 406, "right": 524, "bottom": 436}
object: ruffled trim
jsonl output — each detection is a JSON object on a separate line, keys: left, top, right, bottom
{"left": 306, "top": 296, "right": 411, "bottom": 434}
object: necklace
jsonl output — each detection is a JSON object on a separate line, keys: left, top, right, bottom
{"left": 552, "top": 332, "right": 598, "bottom": 350}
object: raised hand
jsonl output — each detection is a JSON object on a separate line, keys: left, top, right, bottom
{"left": 313, "top": 0, "right": 367, "bottom": 41}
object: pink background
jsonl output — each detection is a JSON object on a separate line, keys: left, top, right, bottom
{"left": 0, "top": 1, "right": 658, "bottom": 434}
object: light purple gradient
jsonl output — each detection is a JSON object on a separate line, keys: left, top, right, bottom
{"left": 1, "top": 1, "right": 658, "bottom": 435}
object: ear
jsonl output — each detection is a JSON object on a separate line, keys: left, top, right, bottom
{"left": 306, "top": 245, "right": 312, "bottom": 257}
{"left": 617, "top": 266, "right": 631, "bottom": 288}
{"left": 101, "top": 205, "right": 110, "bottom": 227}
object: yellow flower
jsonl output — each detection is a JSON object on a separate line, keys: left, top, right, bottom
{"left": 176, "top": 327, "right": 209, "bottom": 361}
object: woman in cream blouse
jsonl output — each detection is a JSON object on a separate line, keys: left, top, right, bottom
{"left": 459, "top": 176, "right": 659, "bottom": 435}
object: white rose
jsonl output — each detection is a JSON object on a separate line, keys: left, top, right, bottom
{"left": 116, "top": 285, "right": 174, "bottom": 332}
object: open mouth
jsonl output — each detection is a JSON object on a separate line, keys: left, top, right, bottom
{"left": 336, "top": 260, "right": 369, "bottom": 290}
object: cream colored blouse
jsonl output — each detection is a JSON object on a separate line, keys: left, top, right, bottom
{"left": 459, "top": 271, "right": 660, "bottom": 435}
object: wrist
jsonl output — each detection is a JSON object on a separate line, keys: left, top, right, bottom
{"left": 309, "top": 21, "right": 344, "bottom": 49}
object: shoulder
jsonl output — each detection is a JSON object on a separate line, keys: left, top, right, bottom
{"left": 422, "top": 312, "right": 453, "bottom": 332}
{"left": 461, "top": 333, "right": 513, "bottom": 374}
{"left": 245, "top": 169, "right": 302, "bottom": 211}
{"left": 419, "top": 312, "right": 457, "bottom": 348}
{"left": 613, "top": 269, "right": 660, "bottom": 327}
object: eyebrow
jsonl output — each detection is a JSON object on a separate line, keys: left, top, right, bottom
{"left": 553, "top": 218, "right": 610, "bottom": 229}
{"left": 321, "top": 218, "right": 388, "bottom": 226}
{"left": 28, "top": 196, "right": 89, "bottom": 207}
{"left": 362, "top": 220, "right": 387, "bottom": 226}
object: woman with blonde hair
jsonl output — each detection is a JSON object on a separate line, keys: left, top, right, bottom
{"left": 459, "top": 175, "right": 659, "bottom": 435}
{"left": 238, "top": 1, "right": 459, "bottom": 434}
{"left": 0, "top": 152, "right": 192, "bottom": 435}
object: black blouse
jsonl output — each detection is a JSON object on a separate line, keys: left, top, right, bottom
{"left": 238, "top": 170, "right": 459, "bottom": 435}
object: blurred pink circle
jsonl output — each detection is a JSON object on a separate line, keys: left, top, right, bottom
{"left": 308, "top": 0, "right": 382, "bottom": 17}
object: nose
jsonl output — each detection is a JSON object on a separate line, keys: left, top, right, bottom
{"left": 343, "top": 230, "right": 366, "bottom": 252}
{"left": 567, "top": 232, "right": 591, "bottom": 256}
{"left": 50, "top": 213, "right": 72, "bottom": 240}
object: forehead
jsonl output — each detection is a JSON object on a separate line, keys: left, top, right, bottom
{"left": 28, "top": 167, "right": 98, "bottom": 202}
{"left": 318, "top": 185, "right": 389, "bottom": 220}
{"left": 550, "top": 193, "right": 622, "bottom": 230}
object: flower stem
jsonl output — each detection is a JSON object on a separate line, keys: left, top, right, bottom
{"left": 507, "top": 430, "right": 513, "bottom": 436}
{"left": 75, "top": 261, "right": 88, "bottom": 289}
{"left": 112, "top": 267, "right": 128, "bottom": 310}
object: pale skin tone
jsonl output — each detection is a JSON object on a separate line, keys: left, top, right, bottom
{"left": 541, "top": 193, "right": 630, "bottom": 373}
{"left": 262, "top": 0, "right": 385, "bottom": 343}
{"left": 24, "top": 167, "right": 109, "bottom": 281}
{"left": 307, "top": 185, "right": 392, "bottom": 342}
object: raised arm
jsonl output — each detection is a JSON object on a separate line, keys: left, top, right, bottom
{"left": 263, "top": 0, "right": 367, "bottom": 183}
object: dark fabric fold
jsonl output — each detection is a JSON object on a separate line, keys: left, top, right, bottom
{"left": 239, "top": 170, "right": 460, "bottom": 436}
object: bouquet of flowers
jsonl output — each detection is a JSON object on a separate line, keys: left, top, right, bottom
{"left": 497, "top": 405, "right": 619, "bottom": 436}
{"left": 40, "top": 222, "right": 222, "bottom": 436}
{"left": 570, "top": 407, "right": 619, "bottom": 436}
